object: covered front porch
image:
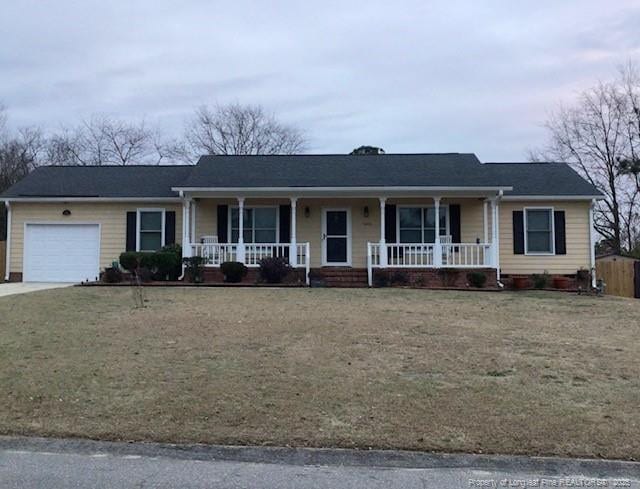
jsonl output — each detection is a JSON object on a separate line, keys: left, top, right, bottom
{"left": 178, "top": 191, "right": 502, "bottom": 287}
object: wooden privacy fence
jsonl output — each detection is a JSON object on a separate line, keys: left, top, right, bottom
{"left": 0, "top": 241, "right": 5, "bottom": 280}
{"left": 595, "top": 256, "right": 640, "bottom": 298}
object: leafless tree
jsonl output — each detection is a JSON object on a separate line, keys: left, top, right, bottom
{"left": 540, "top": 77, "right": 634, "bottom": 253}
{"left": 48, "top": 115, "right": 167, "bottom": 166}
{"left": 182, "top": 103, "right": 306, "bottom": 160}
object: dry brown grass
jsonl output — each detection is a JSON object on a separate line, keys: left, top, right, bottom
{"left": 0, "top": 286, "right": 639, "bottom": 459}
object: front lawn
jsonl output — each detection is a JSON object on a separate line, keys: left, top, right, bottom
{"left": 0, "top": 287, "right": 638, "bottom": 459}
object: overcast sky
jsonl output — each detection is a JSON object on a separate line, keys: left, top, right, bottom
{"left": 1, "top": 0, "right": 639, "bottom": 161}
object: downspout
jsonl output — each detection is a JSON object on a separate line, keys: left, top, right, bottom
{"left": 589, "top": 199, "right": 596, "bottom": 288}
{"left": 4, "top": 201, "right": 11, "bottom": 282}
{"left": 495, "top": 190, "right": 504, "bottom": 288}
{"left": 178, "top": 191, "right": 187, "bottom": 281}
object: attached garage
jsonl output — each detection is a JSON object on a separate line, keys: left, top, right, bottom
{"left": 23, "top": 224, "right": 100, "bottom": 282}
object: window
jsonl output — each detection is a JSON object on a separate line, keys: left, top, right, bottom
{"left": 230, "top": 207, "right": 278, "bottom": 243}
{"left": 398, "top": 206, "right": 448, "bottom": 243}
{"left": 525, "top": 208, "right": 554, "bottom": 254}
{"left": 137, "top": 209, "right": 165, "bottom": 251}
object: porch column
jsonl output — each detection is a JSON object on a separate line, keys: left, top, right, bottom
{"left": 483, "top": 200, "right": 489, "bottom": 243}
{"left": 379, "top": 197, "right": 388, "bottom": 267}
{"left": 490, "top": 198, "right": 498, "bottom": 268}
{"left": 237, "top": 197, "right": 246, "bottom": 263}
{"left": 290, "top": 197, "right": 298, "bottom": 267}
{"left": 433, "top": 197, "right": 442, "bottom": 267}
{"left": 182, "top": 198, "right": 192, "bottom": 259}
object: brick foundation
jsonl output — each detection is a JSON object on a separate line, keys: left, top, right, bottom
{"left": 373, "top": 268, "right": 498, "bottom": 289}
{"left": 8, "top": 272, "right": 22, "bottom": 282}
{"left": 501, "top": 273, "right": 587, "bottom": 290}
{"left": 201, "top": 267, "right": 306, "bottom": 285}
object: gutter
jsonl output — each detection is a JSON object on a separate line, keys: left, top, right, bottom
{"left": 495, "top": 190, "right": 504, "bottom": 288}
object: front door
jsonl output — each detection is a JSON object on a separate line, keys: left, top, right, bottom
{"left": 322, "top": 208, "right": 351, "bottom": 266}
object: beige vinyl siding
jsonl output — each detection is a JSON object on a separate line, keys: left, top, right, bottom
{"left": 9, "top": 202, "right": 182, "bottom": 274}
{"left": 498, "top": 200, "right": 591, "bottom": 275}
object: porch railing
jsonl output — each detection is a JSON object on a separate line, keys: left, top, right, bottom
{"left": 189, "top": 242, "right": 310, "bottom": 284}
{"left": 367, "top": 242, "right": 495, "bottom": 285}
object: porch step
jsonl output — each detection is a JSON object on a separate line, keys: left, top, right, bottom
{"left": 313, "top": 268, "right": 368, "bottom": 288}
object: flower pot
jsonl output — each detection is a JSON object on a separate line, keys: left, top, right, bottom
{"left": 512, "top": 276, "right": 529, "bottom": 289}
{"left": 553, "top": 276, "right": 570, "bottom": 289}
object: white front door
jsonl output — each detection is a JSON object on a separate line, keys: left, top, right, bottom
{"left": 23, "top": 224, "right": 100, "bottom": 282}
{"left": 321, "top": 208, "right": 351, "bottom": 266}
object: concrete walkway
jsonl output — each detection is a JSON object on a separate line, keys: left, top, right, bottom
{"left": 1, "top": 436, "right": 639, "bottom": 489}
{"left": 0, "top": 282, "right": 72, "bottom": 298}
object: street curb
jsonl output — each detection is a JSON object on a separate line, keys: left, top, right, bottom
{"left": 1, "top": 435, "right": 639, "bottom": 477}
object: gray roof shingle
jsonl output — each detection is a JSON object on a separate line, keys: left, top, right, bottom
{"left": 0, "top": 154, "right": 602, "bottom": 199}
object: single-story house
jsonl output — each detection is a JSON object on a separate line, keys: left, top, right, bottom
{"left": 0, "top": 153, "right": 602, "bottom": 287}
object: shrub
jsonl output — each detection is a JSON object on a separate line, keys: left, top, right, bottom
{"left": 390, "top": 270, "right": 409, "bottom": 286}
{"left": 119, "top": 252, "right": 140, "bottom": 273}
{"left": 220, "top": 261, "right": 248, "bottom": 283}
{"left": 438, "top": 268, "right": 459, "bottom": 287}
{"left": 258, "top": 256, "right": 292, "bottom": 284}
{"left": 532, "top": 272, "right": 550, "bottom": 289}
{"left": 183, "top": 256, "right": 205, "bottom": 283}
{"left": 467, "top": 271, "right": 487, "bottom": 288}
{"left": 373, "top": 270, "right": 390, "bottom": 287}
{"left": 103, "top": 267, "right": 123, "bottom": 283}
{"left": 576, "top": 268, "right": 590, "bottom": 286}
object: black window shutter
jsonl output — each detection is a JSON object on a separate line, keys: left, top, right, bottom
{"left": 279, "top": 205, "right": 291, "bottom": 243}
{"left": 165, "top": 211, "right": 176, "bottom": 246}
{"left": 554, "top": 210, "right": 566, "bottom": 255}
{"left": 385, "top": 204, "right": 397, "bottom": 242}
{"left": 513, "top": 211, "right": 525, "bottom": 254}
{"left": 126, "top": 212, "right": 137, "bottom": 251}
{"left": 217, "top": 205, "right": 228, "bottom": 243}
{"left": 449, "top": 204, "right": 461, "bottom": 243}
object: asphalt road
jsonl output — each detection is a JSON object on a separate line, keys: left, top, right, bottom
{"left": 1, "top": 437, "right": 639, "bottom": 489}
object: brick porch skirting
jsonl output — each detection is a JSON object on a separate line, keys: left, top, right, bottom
{"left": 373, "top": 268, "right": 498, "bottom": 288}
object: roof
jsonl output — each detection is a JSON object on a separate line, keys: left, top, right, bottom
{"left": 0, "top": 165, "right": 192, "bottom": 199}
{"left": 0, "top": 154, "right": 603, "bottom": 199}
{"left": 179, "top": 153, "right": 505, "bottom": 189}
{"left": 483, "top": 162, "right": 601, "bottom": 197}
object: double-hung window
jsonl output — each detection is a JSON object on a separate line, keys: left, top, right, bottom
{"left": 398, "top": 206, "right": 448, "bottom": 243}
{"left": 525, "top": 208, "right": 554, "bottom": 254}
{"left": 230, "top": 207, "right": 278, "bottom": 243}
{"left": 137, "top": 209, "right": 165, "bottom": 251}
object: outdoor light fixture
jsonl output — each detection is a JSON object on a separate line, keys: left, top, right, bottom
{"left": 62, "top": 209, "right": 71, "bottom": 216}
{"left": 363, "top": 206, "right": 369, "bottom": 218}
{"left": 304, "top": 206, "right": 310, "bottom": 218}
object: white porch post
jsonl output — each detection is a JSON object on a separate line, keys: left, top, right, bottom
{"left": 4, "top": 201, "right": 11, "bottom": 281}
{"left": 190, "top": 200, "right": 196, "bottom": 244}
{"left": 483, "top": 200, "right": 489, "bottom": 243}
{"left": 379, "top": 197, "right": 388, "bottom": 267}
{"left": 589, "top": 199, "right": 596, "bottom": 288}
{"left": 237, "top": 197, "right": 246, "bottom": 263}
{"left": 182, "top": 197, "right": 192, "bottom": 259}
{"left": 433, "top": 197, "right": 442, "bottom": 267}
{"left": 490, "top": 198, "right": 498, "bottom": 270}
{"left": 290, "top": 197, "right": 298, "bottom": 267}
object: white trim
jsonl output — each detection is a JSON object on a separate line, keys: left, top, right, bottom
{"left": 3, "top": 197, "right": 182, "bottom": 203}
{"left": 136, "top": 208, "right": 166, "bottom": 252}
{"left": 501, "top": 195, "right": 603, "bottom": 201}
{"left": 524, "top": 207, "right": 555, "bottom": 255}
{"left": 396, "top": 204, "right": 450, "bottom": 244}
{"left": 190, "top": 200, "right": 196, "bottom": 244}
{"left": 483, "top": 200, "right": 488, "bottom": 243}
{"left": 22, "top": 222, "right": 101, "bottom": 283}
{"left": 172, "top": 186, "right": 513, "bottom": 193}
{"left": 228, "top": 205, "right": 280, "bottom": 244}
{"left": 321, "top": 207, "right": 352, "bottom": 266}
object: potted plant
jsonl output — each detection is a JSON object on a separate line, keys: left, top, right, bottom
{"left": 512, "top": 275, "right": 529, "bottom": 289}
{"left": 553, "top": 275, "right": 571, "bottom": 289}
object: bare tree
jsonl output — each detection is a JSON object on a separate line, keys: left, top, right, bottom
{"left": 182, "top": 103, "right": 306, "bottom": 159}
{"left": 541, "top": 79, "right": 632, "bottom": 253}
{"left": 48, "top": 115, "right": 167, "bottom": 166}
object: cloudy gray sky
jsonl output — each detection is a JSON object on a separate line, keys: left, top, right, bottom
{"left": 2, "top": 0, "right": 639, "bottom": 161}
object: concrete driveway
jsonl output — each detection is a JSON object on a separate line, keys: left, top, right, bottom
{"left": 0, "top": 283, "right": 72, "bottom": 298}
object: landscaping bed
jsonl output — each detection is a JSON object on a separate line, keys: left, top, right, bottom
{"left": 0, "top": 287, "right": 638, "bottom": 460}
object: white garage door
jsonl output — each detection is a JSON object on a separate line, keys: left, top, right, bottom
{"left": 24, "top": 224, "right": 100, "bottom": 282}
